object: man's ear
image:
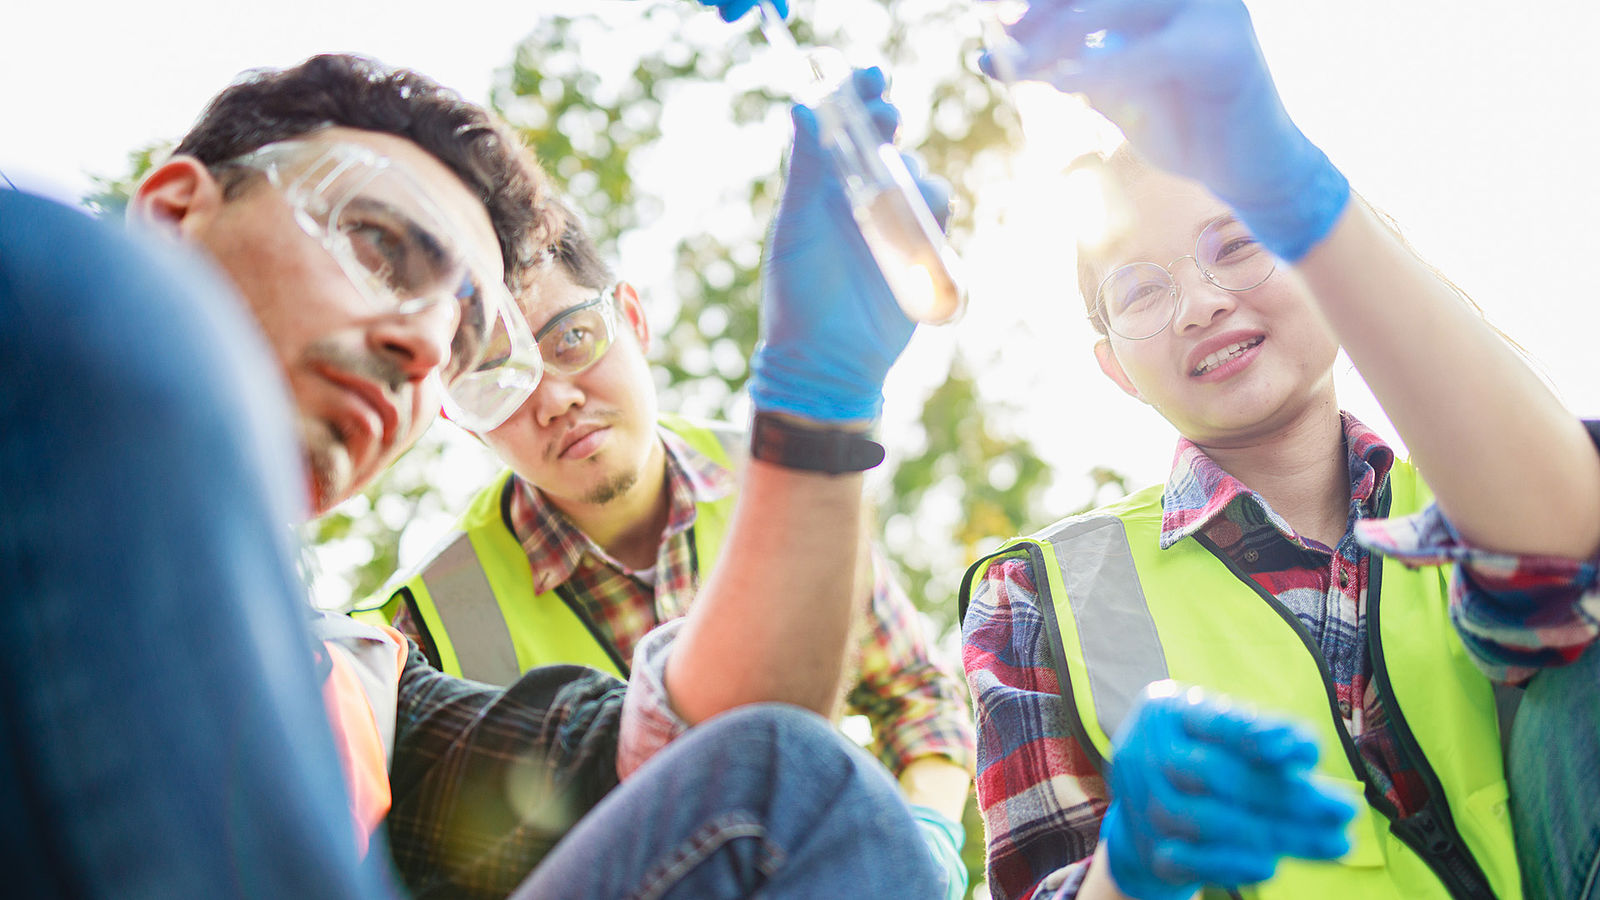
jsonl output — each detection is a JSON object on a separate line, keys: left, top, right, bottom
{"left": 127, "top": 156, "right": 225, "bottom": 240}
{"left": 615, "top": 281, "right": 650, "bottom": 352}
{"left": 1093, "top": 338, "right": 1145, "bottom": 402}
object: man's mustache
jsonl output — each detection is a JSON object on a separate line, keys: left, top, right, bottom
{"left": 303, "top": 337, "right": 416, "bottom": 434}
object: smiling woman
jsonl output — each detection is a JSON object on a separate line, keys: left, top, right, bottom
{"left": 957, "top": 1, "right": 1567, "bottom": 898}
{"left": 1079, "top": 159, "right": 1343, "bottom": 455}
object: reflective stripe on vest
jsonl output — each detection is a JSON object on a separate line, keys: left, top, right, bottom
{"left": 314, "top": 612, "right": 406, "bottom": 856}
{"left": 1036, "top": 512, "right": 1169, "bottom": 743}
{"left": 355, "top": 415, "right": 744, "bottom": 686}
{"left": 961, "top": 461, "right": 1522, "bottom": 899}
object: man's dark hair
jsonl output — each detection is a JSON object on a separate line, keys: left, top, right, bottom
{"left": 174, "top": 53, "right": 560, "bottom": 291}
{"left": 548, "top": 199, "right": 615, "bottom": 291}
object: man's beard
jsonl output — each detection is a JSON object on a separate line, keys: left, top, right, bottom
{"left": 299, "top": 415, "right": 354, "bottom": 515}
{"left": 583, "top": 468, "right": 639, "bottom": 506}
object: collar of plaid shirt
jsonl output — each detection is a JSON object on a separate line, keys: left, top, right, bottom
{"left": 1159, "top": 411, "right": 1397, "bottom": 550}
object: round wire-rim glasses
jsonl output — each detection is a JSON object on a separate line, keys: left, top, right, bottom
{"left": 1092, "top": 216, "right": 1277, "bottom": 341}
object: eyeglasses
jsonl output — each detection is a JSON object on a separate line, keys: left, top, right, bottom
{"left": 1093, "top": 217, "right": 1276, "bottom": 341}
{"left": 533, "top": 284, "right": 619, "bottom": 378}
{"left": 224, "top": 139, "right": 543, "bottom": 431}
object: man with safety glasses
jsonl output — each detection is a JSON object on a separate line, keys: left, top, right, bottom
{"left": 3, "top": 51, "right": 554, "bottom": 898}
{"left": 2, "top": 45, "right": 944, "bottom": 900}
{"left": 363, "top": 205, "right": 977, "bottom": 899}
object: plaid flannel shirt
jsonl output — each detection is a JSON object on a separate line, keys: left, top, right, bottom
{"left": 962, "top": 414, "right": 1434, "bottom": 900}
{"left": 504, "top": 424, "right": 974, "bottom": 776}
{"left": 1356, "top": 421, "right": 1600, "bottom": 685}
{"left": 396, "top": 424, "right": 973, "bottom": 776}
{"left": 384, "top": 617, "right": 690, "bottom": 899}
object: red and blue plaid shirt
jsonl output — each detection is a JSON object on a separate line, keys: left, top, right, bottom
{"left": 1357, "top": 472, "right": 1600, "bottom": 685}
{"left": 962, "top": 414, "right": 1432, "bottom": 900}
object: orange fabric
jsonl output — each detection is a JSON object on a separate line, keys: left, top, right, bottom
{"left": 320, "top": 625, "right": 406, "bottom": 856}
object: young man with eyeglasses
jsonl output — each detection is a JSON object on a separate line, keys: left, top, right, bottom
{"left": 1, "top": 48, "right": 945, "bottom": 898}
{"left": 363, "top": 187, "right": 977, "bottom": 900}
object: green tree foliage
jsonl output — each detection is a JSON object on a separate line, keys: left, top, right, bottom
{"left": 83, "top": 142, "right": 171, "bottom": 218}
{"left": 494, "top": 0, "right": 1083, "bottom": 641}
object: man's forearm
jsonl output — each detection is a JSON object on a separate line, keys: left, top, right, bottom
{"left": 664, "top": 457, "right": 866, "bottom": 724}
{"left": 1297, "top": 200, "right": 1600, "bottom": 559}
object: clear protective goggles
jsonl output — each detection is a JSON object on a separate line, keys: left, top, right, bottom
{"left": 225, "top": 138, "right": 543, "bottom": 431}
{"left": 534, "top": 284, "right": 619, "bottom": 378}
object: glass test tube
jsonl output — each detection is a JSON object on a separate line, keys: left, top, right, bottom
{"left": 758, "top": 1, "right": 967, "bottom": 325}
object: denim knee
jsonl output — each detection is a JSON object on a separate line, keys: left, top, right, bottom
{"left": 699, "top": 703, "right": 840, "bottom": 750}
{"left": 1512, "top": 643, "right": 1600, "bottom": 900}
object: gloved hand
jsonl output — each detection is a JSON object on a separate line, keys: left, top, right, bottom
{"left": 1099, "top": 682, "right": 1356, "bottom": 900}
{"left": 748, "top": 67, "right": 950, "bottom": 423}
{"left": 695, "top": 0, "right": 786, "bottom": 23}
{"left": 986, "top": 0, "right": 1348, "bottom": 262}
{"left": 908, "top": 803, "right": 969, "bottom": 900}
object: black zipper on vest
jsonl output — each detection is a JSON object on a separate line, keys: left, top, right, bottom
{"left": 1192, "top": 532, "right": 1390, "bottom": 818}
{"left": 1196, "top": 491, "right": 1498, "bottom": 898}
{"left": 501, "top": 475, "right": 632, "bottom": 680}
{"left": 552, "top": 583, "right": 632, "bottom": 679}
{"left": 396, "top": 585, "right": 443, "bottom": 670}
{"left": 1364, "top": 490, "right": 1497, "bottom": 899}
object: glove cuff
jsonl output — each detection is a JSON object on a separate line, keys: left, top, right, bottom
{"left": 748, "top": 350, "right": 886, "bottom": 423}
{"left": 1229, "top": 143, "right": 1350, "bottom": 264}
{"left": 907, "top": 803, "right": 966, "bottom": 852}
{"left": 1100, "top": 805, "right": 1197, "bottom": 900}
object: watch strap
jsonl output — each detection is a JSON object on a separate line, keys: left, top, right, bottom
{"left": 749, "top": 412, "right": 885, "bottom": 474}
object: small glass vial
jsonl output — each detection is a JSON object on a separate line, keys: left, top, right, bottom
{"left": 811, "top": 80, "right": 967, "bottom": 325}
{"left": 755, "top": 0, "right": 966, "bottom": 324}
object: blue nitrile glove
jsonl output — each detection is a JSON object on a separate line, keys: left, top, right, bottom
{"left": 1099, "top": 682, "right": 1357, "bottom": 900}
{"left": 908, "top": 803, "right": 969, "bottom": 900}
{"left": 985, "top": 0, "right": 1348, "bottom": 262}
{"left": 695, "top": 0, "right": 786, "bottom": 22}
{"left": 748, "top": 67, "right": 951, "bottom": 423}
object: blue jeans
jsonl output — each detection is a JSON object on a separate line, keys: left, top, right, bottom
{"left": 1511, "top": 641, "right": 1600, "bottom": 900}
{"left": 511, "top": 704, "right": 942, "bottom": 899}
{"left": 0, "top": 191, "right": 394, "bottom": 898}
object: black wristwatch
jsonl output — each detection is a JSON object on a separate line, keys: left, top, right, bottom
{"left": 749, "top": 411, "right": 885, "bottom": 474}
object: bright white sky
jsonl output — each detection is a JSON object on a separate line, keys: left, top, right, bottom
{"left": 5, "top": 0, "right": 1598, "bottom": 524}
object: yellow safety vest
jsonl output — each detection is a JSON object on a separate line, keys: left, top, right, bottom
{"left": 354, "top": 414, "right": 742, "bottom": 684}
{"left": 960, "top": 460, "right": 1522, "bottom": 899}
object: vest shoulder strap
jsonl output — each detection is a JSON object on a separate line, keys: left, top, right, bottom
{"left": 411, "top": 528, "right": 525, "bottom": 684}
{"left": 1032, "top": 505, "right": 1171, "bottom": 746}
{"left": 659, "top": 412, "right": 747, "bottom": 473}
{"left": 313, "top": 612, "right": 407, "bottom": 761}
{"left": 377, "top": 472, "right": 525, "bottom": 684}
{"left": 657, "top": 414, "right": 744, "bottom": 575}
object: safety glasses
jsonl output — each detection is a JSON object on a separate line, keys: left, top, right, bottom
{"left": 1093, "top": 216, "right": 1276, "bottom": 341}
{"left": 534, "top": 284, "right": 619, "bottom": 378}
{"left": 226, "top": 138, "right": 543, "bottom": 431}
